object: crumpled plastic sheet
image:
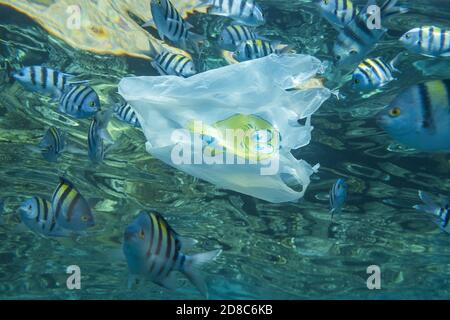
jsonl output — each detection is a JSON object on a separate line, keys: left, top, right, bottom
{"left": 119, "top": 54, "right": 331, "bottom": 203}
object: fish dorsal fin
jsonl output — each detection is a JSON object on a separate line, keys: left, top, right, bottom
{"left": 59, "top": 176, "right": 74, "bottom": 188}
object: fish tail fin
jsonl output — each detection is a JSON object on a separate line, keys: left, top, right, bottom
{"left": 182, "top": 249, "right": 222, "bottom": 298}
{"left": 389, "top": 52, "right": 403, "bottom": 73}
{"left": 380, "top": 0, "right": 408, "bottom": 18}
{"left": 414, "top": 190, "right": 440, "bottom": 214}
{"left": 275, "top": 44, "right": 294, "bottom": 55}
{"left": 148, "top": 40, "right": 161, "bottom": 59}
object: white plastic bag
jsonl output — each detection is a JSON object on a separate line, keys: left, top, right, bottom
{"left": 119, "top": 54, "right": 331, "bottom": 203}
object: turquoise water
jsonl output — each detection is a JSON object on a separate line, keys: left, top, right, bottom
{"left": 1, "top": 0, "right": 450, "bottom": 300}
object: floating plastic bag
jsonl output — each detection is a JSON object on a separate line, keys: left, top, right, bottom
{"left": 118, "top": 54, "right": 331, "bottom": 203}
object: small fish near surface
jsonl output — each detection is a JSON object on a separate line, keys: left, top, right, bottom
{"left": 232, "top": 39, "right": 289, "bottom": 62}
{"left": 333, "top": 0, "right": 408, "bottom": 68}
{"left": 18, "top": 196, "right": 68, "bottom": 237}
{"left": 51, "top": 177, "right": 95, "bottom": 231}
{"left": 197, "top": 0, "right": 265, "bottom": 27}
{"left": 148, "top": 41, "right": 197, "bottom": 78}
{"left": 58, "top": 84, "right": 101, "bottom": 119}
{"left": 123, "top": 210, "right": 222, "bottom": 298}
{"left": 88, "top": 110, "right": 113, "bottom": 164}
{"left": 12, "top": 66, "right": 76, "bottom": 98}
{"left": 377, "top": 79, "right": 450, "bottom": 152}
{"left": 218, "top": 24, "right": 259, "bottom": 52}
{"left": 352, "top": 55, "right": 400, "bottom": 91}
{"left": 316, "top": 0, "right": 358, "bottom": 29}
{"left": 330, "top": 178, "right": 348, "bottom": 218}
{"left": 114, "top": 102, "right": 141, "bottom": 128}
{"left": 414, "top": 190, "right": 450, "bottom": 234}
{"left": 400, "top": 26, "right": 450, "bottom": 58}
{"left": 144, "top": 0, "right": 204, "bottom": 51}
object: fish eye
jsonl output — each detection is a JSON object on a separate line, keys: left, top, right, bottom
{"left": 89, "top": 101, "right": 95, "bottom": 107}
{"left": 389, "top": 107, "right": 402, "bottom": 117}
{"left": 350, "top": 49, "right": 358, "bottom": 55}
{"left": 405, "top": 33, "right": 411, "bottom": 39}
{"left": 28, "top": 204, "right": 32, "bottom": 210}
{"left": 323, "top": 0, "right": 329, "bottom": 4}
{"left": 19, "top": 72, "right": 24, "bottom": 76}
{"left": 139, "top": 228, "right": 145, "bottom": 239}
{"left": 354, "top": 78, "right": 360, "bottom": 84}
{"left": 81, "top": 215, "right": 89, "bottom": 222}
{"left": 335, "top": 55, "right": 341, "bottom": 61}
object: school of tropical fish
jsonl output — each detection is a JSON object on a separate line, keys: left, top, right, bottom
{"left": 1, "top": 0, "right": 450, "bottom": 299}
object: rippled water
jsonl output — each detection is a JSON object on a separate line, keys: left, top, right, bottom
{"left": 1, "top": 1, "right": 450, "bottom": 300}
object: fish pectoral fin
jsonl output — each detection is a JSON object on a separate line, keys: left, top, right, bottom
{"left": 156, "top": 272, "right": 178, "bottom": 290}
{"left": 439, "top": 52, "right": 450, "bottom": 57}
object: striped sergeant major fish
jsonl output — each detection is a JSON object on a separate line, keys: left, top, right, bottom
{"left": 148, "top": 41, "right": 197, "bottom": 77}
{"left": 12, "top": 66, "right": 75, "bottom": 98}
{"left": 233, "top": 39, "right": 289, "bottom": 62}
{"left": 114, "top": 102, "right": 141, "bottom": 128}
{"left": 219, "top": 24, "right": 258, "bottom": 51}
{"left": 414, "top": 191, "right": 450, "bottom": 234}
{"left": 123, "top": 211, "right": 222, "bottom": 297}
{"left": 400, "top": 26, "right": 450, "bottom": 58}
{"left": 88, "top": 110, "right": 113, "bottom": 164}
{"left": 38, "top": 126, "right": 66, "bottom": 163}
{"left": 329, "top": 178, "right": 348, "bottom": 218}
{"left": 316, "top": 0, "right": 358, "bottom": 28}
{"left": 376, "top": 79, "right": 450, "bottom": 152}
{"left": 198, "top": 0, "right": 265, "bottom": 27}
{"left": 333, "top": 0, "right": 408, "bottom": 68}
{"left": 58, "top": 84, "right": 101, "bottom": 119}
{"left": 51, "top": 177, "right": 95, "bottom": 231}
{"left": 144, "top": 0, "right": 204, "bottom": 51}
{"left": 19, "top": 197, "right": 68, "bottom": 237}
{"left": 352, "top": 54, "right": 400, "bottom": 91}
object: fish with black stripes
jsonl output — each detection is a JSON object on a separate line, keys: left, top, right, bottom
{"left": 414, "top": 191, "right": 450, "bottom": 234}
{"left": 143, "top": 0, "right": 204, "bottom": 51}
{"left": 88, "top": 110, "right": 113, "bottom": 164}
{"left": 197, "top": 0, "right": 265, "bottom": 26}
{"left": 352, "top": 55, "right": 400, "bottom": 91}
{"left": 148, "top": 41, "right": 197, "bottom": 77}
{"left": 12, "top": 66, "right": 75, "bottom": 98}
{"left": 316, "top": 0, "right": 358, "bottom": 29}
{"left": 51, "top": 177, "right": 95, "bottom": 231}
{"left": 218, "top": 24, "right": 259, "bottom": 51}
{"left": 123, "top": 211, "right": 222, "bottom": 297}
{"left": 58, "top": 84, "right": 101, "bottom": 119}
{"left": 400, "top": 26, "right": 450, "bottom": 58}
{"left": 37, "top": 127, "right": 67, "bottom": 163}
{"left": 377, "top": 79, "right": 450, "bottom": 152}
{"left": 333, "top": 0, "right": 408, "bottom": 68}
{"left": 329, "top": 178, "right": 348, "bottom": 218}
{"left": 233, "top": 39, "right": 289, "bottom": 62}
{"left": 19, "top": 197, "right": 69, "bottom": 237}
{"left": 114, "top": 102, "right": 141, "bottom": 128}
